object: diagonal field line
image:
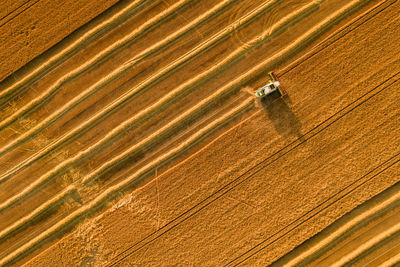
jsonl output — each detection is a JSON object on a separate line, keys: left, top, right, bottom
{"left": 0, "top": 185, "right": 76, "bottom": 244}
{"left": 0, "top": 97, "right": 255, "bottom": 266}
{"left": 106, "top": 3, "right": 400, "bottom": 262}
{"left": 0, "top": 0, "right": 150, "bottom": 101}
{"left": 0, "top": 97, "right": 253, "bottom": 258}
{"left": 227, "top": 77, "right": 400, "bottom": 265}
{"left": 227, "top": 1, "right": 400, "bottom": 263}
{"left": 378, "top": 244, "right": 400, "bottom": 267}
{"left": 331, "top": 209, "right": 400, "bottom": 267}
{"left": 0, "top": 0, "right": 313, "bottom": 212}
{"left": 0, "top": 0, "right": 245, "bottom": 182}
{"left": 231, "top": 156, "right": 400, "bottom": 266}
{"left": 0, "top": 0, "right": 386, "bottom": 264}
{"left": 280, "top": 0, "right": 397, "bottom": 76}
{"left": 110, "top": 69, "right": 400, "bottom": 267}
{"left": 0, "top": 0, "right": 194, "bottom": 132}
{"left": 282, "top": 168, "right": 400, "bottom": 266}
{"left": 0, "top": 0, "right": 31, "bottom": 21}
{"left": 363, "top": 240, "right": 400, "bottom": 266}
{"left": 0, "top": 0, "right": 251, "bottom": 178}
{"left": 0, "top": 0, "right": 149, "bottom": 100}
{"left": 0, "top": 0, "right": 41, "bottom": 28}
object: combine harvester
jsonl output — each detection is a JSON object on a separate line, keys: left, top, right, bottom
{"left": 255, "top": 72, "right": 287, "bottom": 98}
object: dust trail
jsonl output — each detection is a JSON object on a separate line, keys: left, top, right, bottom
{"left": 0, "top": 98, "right": 254, "bottom": 265}
{"left": 240, "top": 86, "right": 256, "bottom": 96}
{"left": 0, "top": 0, "right": 149, "bottom": 106}
{"left": 0, "top": 0, "right": 320, "bottom": 213}
{"left": 0, "top": 0, "right": 285, "bottom": 185}
{"left": 0, "top": 0, "right": 193, "bottom": 132}
{"left": 241, "top": 86, "right": 266, "bottom": 108}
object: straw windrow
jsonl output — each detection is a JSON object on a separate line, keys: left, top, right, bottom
{"left": 0, "top": 0, "right": 321, "bottom": 213}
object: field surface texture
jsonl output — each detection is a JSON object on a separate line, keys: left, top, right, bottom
{"left": 0, "top": 0, "right": 398, "bottom": 265}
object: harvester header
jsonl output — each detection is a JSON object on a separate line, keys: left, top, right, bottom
{"left": 255, "top": 72, "right": 287, "bottom": 98}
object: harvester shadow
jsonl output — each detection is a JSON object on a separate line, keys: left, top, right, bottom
{"left": 259, "top": 92, "right": 303, "bottom": 139}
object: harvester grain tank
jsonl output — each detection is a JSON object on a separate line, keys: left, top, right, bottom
{"left": 255, "top": 72, "right": 287, "bottom": 98}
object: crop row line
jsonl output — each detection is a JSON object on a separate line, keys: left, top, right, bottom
{"left": 0, "top": 0, "right": 245, "bottom": 182}
{"left": 0, "top": 0, "right": 243, "bottom": 183}
{"left": 107, "top": 0, "right": 382, "bottom": 264}
{"left": 0, "top": 0, "right": 364, "bottom": 259}
{"left": 0, "top": 0, "right": 194, "bottom": 132}
{"left": 0, "top": 0, "right": 150, "bottom": 105}
{"left": 0, "top": 0, "right": 320, "bottom": 214}
{"left": 0, "top": 0, "right": 287, "bottom": 193}
{"left": 0, "top": 97, "right": 254, "bottom": 265}
{"left": 0, "top": 185, "right": 76, "bottom": 244}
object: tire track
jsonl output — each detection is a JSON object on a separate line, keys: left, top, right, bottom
{"left": 332, "top": 220, "right": 400, "bottom": 267}
{"left": 0, "top": 185, "right": 76, "bottom": 244}
{"left": 228, "top": 78, "right": 400, "bottom": 266}
{"left": 0, "top": 0, "right": 371, "bottom": 261}
{"left": 282, "top": 168, "right": 400, "bottom": 266}
{"left": 0, "top": 0, "right": 319, "bottom": 213}
{"left": 0, "top": 0, "right": 193, "bottom": 132}
{"left": 0, "top": 0, "right": 41, "bottom": 28}
{"left": 102, "top": 0, "right": 388, "bottom": 263}
{"left": 0, "top": 0, "right": 301, "bottom": 190}
{"left": 0, "top": 0, "right": 241, "bottom": 164}
{"left": 0, "top": 0, "right": 149, "bottom": 106}
{"left": 229, "top": 1, "right": 249, "bottom": 48}
{"left": 0, "top": 0, "right": 31, "bottom": 21}
{"left": 0, "top": 0, "right": 372, "bottom": 263}
{"left": 0, "top": 97, "right": 254, "bottom": 266}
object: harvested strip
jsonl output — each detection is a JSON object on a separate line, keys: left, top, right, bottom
{"left": 0, "top": 0, "right": 149, "bottom": 106}
{"left": 129, "top": 93, "right": 252, "bottom": 173}
{"left": 365, "top": 241, "right": 400, "bottom": 267}
{"left": 0, "top": 0, "right": 373, "bottom": 261}
{"left": 0, "top": 0, "right": 313, "bottom": 189}
{"left": 0, "top": 97, "right": 254, "bottom": 266}
{"left": 0, "top": 0, "right": 192, "bottom": 132}
{"left": 379, "top": 251, "right": 400, "bottom": 267}
{"left": 0, "top": 0, "right": 246, "bottom": 184}
{"left": 332, "top": 221, "right": 400, "bottom": 267}
{"left": 284, "top": 188, "right": 400, "bottom": 266}
{"left": 82, "top": 94, "right": 256, "bottom": 184}
{"left": 0, "top": 186, "right": 76, "bottom": 243}
{"left": 0, "top": 0, "right": 240, "bottom": 133}
{"left": 0, "top": 0, "right": 242, "bottom": 157}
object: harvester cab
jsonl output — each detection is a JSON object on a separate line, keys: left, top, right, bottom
{"left": 255, "top": 72, "right": 287, "bottom": 99}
